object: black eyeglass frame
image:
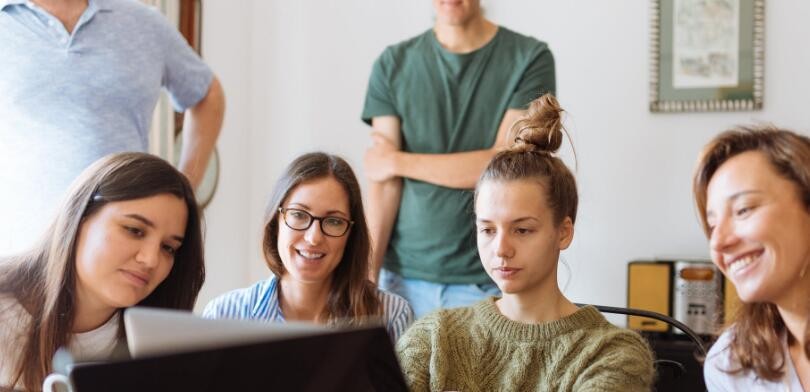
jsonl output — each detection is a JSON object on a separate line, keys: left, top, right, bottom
{"left": 278, "top": 207, "right": 354, "bottom": 237}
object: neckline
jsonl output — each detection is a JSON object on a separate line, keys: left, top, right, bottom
{"left": 429, "top": 25, "right": 501, "bottom": 59}
{"left": 475, "top": 297, "right": 605, "bottom": 341}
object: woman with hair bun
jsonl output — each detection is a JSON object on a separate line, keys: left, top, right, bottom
{"left": 694, "top": 126, "right": 810, "bottom": 390}
{"left": 396, "top": 94, "right": 654, "bottom": 391}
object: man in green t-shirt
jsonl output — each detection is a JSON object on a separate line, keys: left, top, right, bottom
{"left": 361, "top": 0, "right": 555, "bottom": 318}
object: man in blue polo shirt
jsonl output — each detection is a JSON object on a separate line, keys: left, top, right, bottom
{"left": 0, "top": 0, "right": 225, "bottom": 255}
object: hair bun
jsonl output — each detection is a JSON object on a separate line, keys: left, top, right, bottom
{"left": 509, "top": 94, "right": 564, "bottom": 154}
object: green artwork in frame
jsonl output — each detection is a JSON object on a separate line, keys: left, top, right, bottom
{"left": 650, "top": 0, "right": 764, "bottom": 112}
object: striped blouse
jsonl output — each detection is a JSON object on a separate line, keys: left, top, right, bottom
{"left": 202, "top": 276, "right": 414, "bottom": 343}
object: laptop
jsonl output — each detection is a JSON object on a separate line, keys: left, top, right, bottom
{"left": 66, "top": 307, "right": 408, "bottom": 391}
{"left": 124, "top": 307, "right": 328, "bottom": 358}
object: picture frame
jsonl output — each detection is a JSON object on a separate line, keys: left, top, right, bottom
{"left": 649, "top": 0, "right": 764, "bottom": 112}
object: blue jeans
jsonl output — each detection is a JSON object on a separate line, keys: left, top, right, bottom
{"left": 379, "top": 269, "right": 501, "bottom": 319}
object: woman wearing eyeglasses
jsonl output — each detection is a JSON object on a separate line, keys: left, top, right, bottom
{"left": 203, "top": 152, "right": 413, "bottom": 342}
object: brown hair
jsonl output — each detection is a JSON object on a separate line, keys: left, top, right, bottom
{"left": 262, "top": 152, "right": 381, "bottom": 322}
{"left": 477, "top": 93, "right": 578, "bottom": 226}
{"left": 0, "top": 152, "right": 206, "bottom": 391}
{"left": 693, "top": 125, "right": 810, "bottom": 381}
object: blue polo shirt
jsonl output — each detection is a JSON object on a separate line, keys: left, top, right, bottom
{"left": 0, "top": 0, "right": 212, "bottom": 254}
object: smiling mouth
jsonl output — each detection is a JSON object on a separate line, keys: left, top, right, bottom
{"left": 296, "top": 249, "right": 325, "bottom": 260}
{"left": 727, "top": 252, "right": 761, "bottom": 275}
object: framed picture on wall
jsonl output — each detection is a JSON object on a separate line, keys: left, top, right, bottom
{"left": 649, "top": 0, "right": 764, "bottom": 112}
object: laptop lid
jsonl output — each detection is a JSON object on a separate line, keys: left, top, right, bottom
{"left": 123, "top": 306, "right": 327, "bottom": 358}
{"left": 70, "top": 324, "right": 408, "bottom": 391}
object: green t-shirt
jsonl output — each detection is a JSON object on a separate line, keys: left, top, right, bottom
{"left": 362, "top": 27, "right": 556, "bottom": 284}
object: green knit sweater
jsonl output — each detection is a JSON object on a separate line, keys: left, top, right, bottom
{"left": 396, "top": 298, "right": 655, "bottom": 392}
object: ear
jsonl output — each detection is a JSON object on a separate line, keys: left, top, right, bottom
{"left": 557, "top": 217, "right": 574, "bottom": 250}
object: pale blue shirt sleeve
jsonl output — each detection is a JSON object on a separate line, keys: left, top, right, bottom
{"left": 379, "top": 289, "right": 414, "bottom": 343}
{"left": 149, "top": 4, "right": 213, "bottom": 111}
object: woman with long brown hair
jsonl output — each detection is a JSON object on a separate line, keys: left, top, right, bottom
{"left": 695, "top": 126, "right": 810, "bottom": 390}
{"left": 203, "top": 152, "right": 413, "bottom": 342}
{"left": 396, "top": 94, "right": 654, "bottom": 391}
{"left": 0, "top": 152, "right": 206, "bottom": 391}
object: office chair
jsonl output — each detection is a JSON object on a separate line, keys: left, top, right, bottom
{"left": 576, "top": 304, "right": 708, "bottom": 392}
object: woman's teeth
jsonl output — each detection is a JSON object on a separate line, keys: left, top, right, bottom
{"left": 728, "top": 254, "right": 755, "bottom": 275}
{"left": 297, "top": 249, "right": 325, "bottom": 259}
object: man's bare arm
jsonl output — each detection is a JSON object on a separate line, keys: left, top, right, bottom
{"left": 364, "top": 115, "right": 403, "bottom": 283}
{"left": 177, "top": 77, "right": 226, "bottom": 189}
{"left": 364, "top": 109, "right": 524, "bottom": 190}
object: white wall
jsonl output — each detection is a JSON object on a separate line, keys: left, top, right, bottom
{"left": 199, "top": 1, "right": 810, "bottom": 315}
{"left": 193, "top": 1, "right": 252, "bottom": 311}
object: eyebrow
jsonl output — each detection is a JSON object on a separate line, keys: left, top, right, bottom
{"left": 287, "top": 203, "right": 349, "bottom": 218}
{"left": 476, "top": 216, "right": 540, "bottom": 224}
{"left": 728, "top": 190, "right": 764, "bottom": 201}
{"left": 124, "top": 214, "right": 184, "bottom": 243}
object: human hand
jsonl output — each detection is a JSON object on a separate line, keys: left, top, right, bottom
{"left": 364, "top": 132, "right": 398, "bottom": 182}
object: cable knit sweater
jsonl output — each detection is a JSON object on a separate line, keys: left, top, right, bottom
{"left": 396, "top": 297, "right": 655, "bottom": 392}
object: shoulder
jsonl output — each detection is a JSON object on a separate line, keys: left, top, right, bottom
{"left": 497, "top": 27, "right": 550, "bottom": 51}
{"left": 0, "top": 294, "right": 30, "bottom": 351}
{"left": 410, "top": 305, "right": 475, "bottom": 336}
{"left": 587, "top": 313, "right": 653, "bottom": 359}
{"left": 0, "top": 294, "right": 28, "bottom": 327}
{"left": 377, "top": 288, "right": 413, "bottom": 320}
{"left": 567, "top": 309, "right": 655, "bottom": 390}
{"left": 704, "top": 328, "right": 743, "bottom": 390}
{"left": 98, "top": 0, "right": 162, "bottom": 19}
{"left": 396, "top": 306, "right": 473, "bottom": 353}
{"left": 376, "top": 289, "right": 414, "bottom": 342}
{"left": 495, "top": 26, "right": 552, "bottom": 60}
{"left": 98, "top": 0, "right": 166, "bottom": 22}
{"left": 375, "top": 29, "right": 433, "bottom": 66}
{"left": 0, "top": 295, "right": 28, "bottom": 392}
{"left": 706, "top": 328, "right": 735, "bottom": 368}
{"left": 201, "top": 278, "right": 278, "bottom": 319}
{"left": 96, "top": 0, "right": 176, "bottom": 36}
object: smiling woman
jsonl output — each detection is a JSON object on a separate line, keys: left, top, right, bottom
{"left": 694, "top": 126, "right": 810, "bottom": 390}
{"left": 0, "top": 152, "right": 205, "bottom": 391}
{"left": 202, "top": 152, "right": 413, "bottom": 343}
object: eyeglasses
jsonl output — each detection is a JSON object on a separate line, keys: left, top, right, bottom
{"left": 278, "top": 207, "right": 353, "bottom": 237}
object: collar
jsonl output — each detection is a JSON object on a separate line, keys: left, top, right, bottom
{"left": 0, "top": 0, "right": 112, "bottom": 13}
{"left": 0, "top": 0, "right": 25, "bottom": 11}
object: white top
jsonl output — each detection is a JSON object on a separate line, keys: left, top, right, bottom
{"left": 704, "top": 327, "right": 805, "bottom": 392}
{"left": 0, "top": 294, "right": 120, "bottom": 389}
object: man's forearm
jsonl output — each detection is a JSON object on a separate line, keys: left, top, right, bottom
{"left": 391, "top": 148, "right": 498, "bottom": 190}
{"left": 178, "top": 77, "right": 225, "bottom": 189}
{"left": 366, "top": 178, "right": 402, "bottom": 282}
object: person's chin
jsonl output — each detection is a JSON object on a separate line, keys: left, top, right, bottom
{"left": 734, "top": 277, "right": 772, "bottom": 303}
{"left": 495, "top": 281, "right": 523, "bottom": 295}
{"left": 107, "top": 292, "right": 143, "bottom": 309}
{"left": 289, "top": 269, "right": 331, "bottom": 285}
